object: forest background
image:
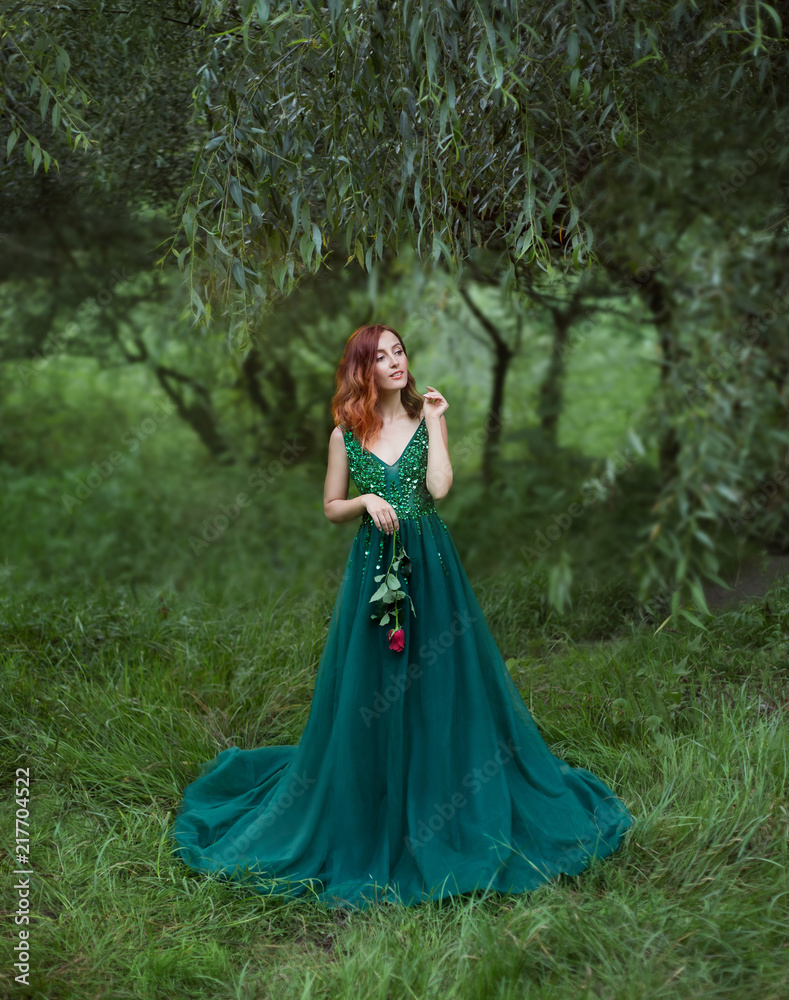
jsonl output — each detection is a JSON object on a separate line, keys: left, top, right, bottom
{"left": 1, "top": 3, "right": 788, "bottom": 999}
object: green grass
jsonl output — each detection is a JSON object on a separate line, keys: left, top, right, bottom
{"left": 2, "top": 572, "right": 788, "bottom": 1000}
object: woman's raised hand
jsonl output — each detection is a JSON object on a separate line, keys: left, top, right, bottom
{"left": 420, "top": 385, "right": 449, "bottom": 421}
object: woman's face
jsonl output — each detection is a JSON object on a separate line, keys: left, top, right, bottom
{"left": 373, "top": 330, "right": 407, "bottom": 391}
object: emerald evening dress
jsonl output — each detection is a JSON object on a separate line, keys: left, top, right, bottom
{"left": 170, "top": 416, "right": 634, "bottom": 908}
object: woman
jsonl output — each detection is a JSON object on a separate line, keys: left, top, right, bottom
{"left": 170, "top": 323, "right": 634, "bottom": 909}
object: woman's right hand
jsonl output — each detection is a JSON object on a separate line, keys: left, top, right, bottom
{"left": 363, "top": 495, "right": 400, "bottom": 534}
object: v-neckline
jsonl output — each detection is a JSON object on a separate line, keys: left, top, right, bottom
{"left": 358, "top": 417, "right": 425, "bottom": 467}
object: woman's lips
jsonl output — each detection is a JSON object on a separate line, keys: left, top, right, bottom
{"left": 390, "top": 371, "right": 404, "bottom": 379}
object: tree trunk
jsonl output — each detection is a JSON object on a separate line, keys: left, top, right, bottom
{"left": 483, "top": 339, "right": 512, "bottom": 481}
{"left": 458, "top": 285, "right": 513, "bottom": 482}
{"left": 153, "top": 364, "right": 236, "bottom": 465}
{"left": 535, "top": 311, "right": 571, "bottom": 451}
{"left": 114, "top": 331, "right": 235, "bottom": 464}
{"left": 647, "top": 281, "right": 681, "bottom": 484}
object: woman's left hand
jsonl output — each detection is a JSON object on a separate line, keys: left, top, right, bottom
{"left": 421, "top": 385, "right": 449, "bottom": 421}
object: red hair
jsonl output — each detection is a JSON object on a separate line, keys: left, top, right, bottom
{"left": 331, "top": 324, "right": 423, "bottom": 451}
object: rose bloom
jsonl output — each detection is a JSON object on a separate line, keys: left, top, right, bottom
{"left": 387, "top": 627, "right": 405, "bottom": 652}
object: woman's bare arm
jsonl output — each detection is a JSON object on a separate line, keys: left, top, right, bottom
{"left": 323, "top": 426, "right": 367, "bottom": 523}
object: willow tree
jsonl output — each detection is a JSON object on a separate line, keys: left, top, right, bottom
{"left": 152, "top": 1, "right": 783, "bottom": 346}
{"left": 4, "top": 0, "right": 788, "bottom": 621}
{"left": 4, "top": 1, "right": 784, "bottom": 336}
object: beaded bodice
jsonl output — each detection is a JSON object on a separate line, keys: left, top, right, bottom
{"left": 341, "top": 417, "right": 438, "bottom": 523}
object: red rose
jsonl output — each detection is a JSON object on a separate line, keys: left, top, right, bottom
{"left": 387, "top": 627, "right": 405, "bottom": 652}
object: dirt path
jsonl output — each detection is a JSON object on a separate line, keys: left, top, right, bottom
{"left": 702, "top": 553, "right": 789, "bottom": 611}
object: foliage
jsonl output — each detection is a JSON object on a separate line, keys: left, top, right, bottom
{"left": 0, "top": 0, "right": 201, "bottom": 209}
{"left": 7, "top": 2, "right": 785, "bottom": 338}
{"left": 1, "top": 580, "right": 787, "bottom": 998}
{"left": 2, "top": 1, "right": 789, "bottom": 620}
{"left": 0, "top": 1, "right": 91, "bottom": 175}
{"left": 575, "top": 110, "right": 789, "bottom": 616}
{"left": 165, "top": 0, "right": 785, "bottom": 347}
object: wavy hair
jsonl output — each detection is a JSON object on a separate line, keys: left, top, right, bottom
{"left": 331, "top": 324, "right": 423, "bottom": 451}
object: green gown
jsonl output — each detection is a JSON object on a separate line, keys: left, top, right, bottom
{"left": 169, "top": 416, "right": 634, "bottom": 909}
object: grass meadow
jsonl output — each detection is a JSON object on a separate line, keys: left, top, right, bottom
{"left": 2, "top": 296, "right": 787, "bottom": 998}
{"left": 2, "top": 568, "right": 788, "bottom": 1000}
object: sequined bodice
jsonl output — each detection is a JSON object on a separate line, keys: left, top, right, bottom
{"left": 341, "top": 417, "right": 438, "bottom": 523}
